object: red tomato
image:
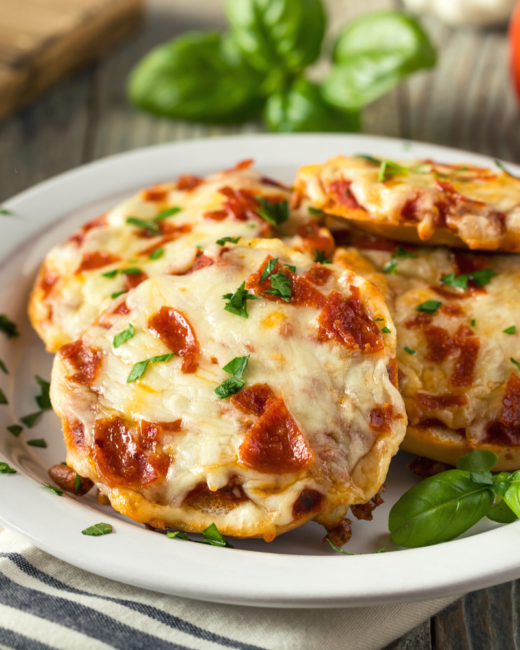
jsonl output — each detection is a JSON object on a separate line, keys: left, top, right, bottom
{"left": 511, "top": 1, "right": 520, "bottom": 101}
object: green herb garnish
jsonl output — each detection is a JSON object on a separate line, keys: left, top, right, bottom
{"left": 308, "top": 207, "right": 324, "bottom": 216}
{"left": 113, "top": 323, "right": 135, "bottom": 348}
{"left": 0, "top": 207, "right": 13, "bottom": 215}
{"left": 21, "top": 412, "right": 41, "bottom": 428}
{"left": 0, "top": 360, "right": 8, "bottom": 374}
{"left": 0, "top": 462, "right": 16, "bottom": 474}
{"left": 149, "top": 247, "right": 165, "bottom": 260}
{"left": 126, "top": 217, "right": 161, "bottom": 236}
{"left": 416, "top": 300, "right": 441, "bottom": 314}
{"left": 216, "top": 237, "right": 240, "bottom": 246}
{"left": 27, "top": 438, "right": 47, "bottom": 448}
{"left": 325, "top": 538, "right": 355, "bottom": 555}
{"left": 166, "top": 531, "right": 190, "bottom": 540}
{"left": 111, "top": 291, "right": 127, "bottom": 299}
{"left": 404, "top": 346, "right": 416, "bottom": 355}
{"left": 101, "top": 269, "right": 119, "bottom": 279}
{"left": 121, "top": 267, "right": 142, "bottom": 275}
{"left": 127, "top": 353, "right": 174, "bottom": 383}
{"left": 0, "top": 315, "right": 19, "bottom": 338}
{"left": 357, "top": 154, "right": 382, "bottom": 165}
{"left": 222, "top": 355, "right": 249, "bottom": 378}
{"left": 7, "top": 425, "right": 22, "bottom": 437}
{"left": 259, "top": 258, "right": 278, "bottom": 284}
{"left": 375, "top": 317, "right": 384, "bottom": 321}
{"left": 315, "top": 250, "right": 331, "bottom": 264}
{"left": 74, "top": 473, "right": 81, "bottom": 493}
{"left": 495, "top": 159, "right": 517, "bottom": 178}
{"left": 155, "top": 206, "right": 182, "bottom": 220}
{"left": 378, "top": 160, "right": 409, "bottom": 182}
{"left": 504, "top": 326, "right": 516, "bottom": 335}
{"left": 198, "top": 522, "right": 234, "bottom": 547}
{"left": 382, "top": 326, "right": 391, "bottom": 333}
{"left": 35, "top": 376, "right": 51, "bottom": 410}
{"left": 215, "top": 355, "right": 249, "bottom": 399}
{"left": 264, "top": 273, "right": 292, "bottom": 302}
{"left": 82, "top": 523, "right": 113, "bottom": 536}
{"left": 222, "top": 282, "right": 261, "bottom": 318}
{"left": 392, "top": 246, "right": 417, "bottom": 259}
{"left": 470, "top": 269, "right": 497, "bottom": 286}
{"left": 42, "top": 483, "right": 63, "bottom": 496}
{"left": 471, "top": 319, "right": 476, "bottom": 327}
{"left": 512, "top": 357, "right": 520, "bottom": 371}
{"left": 255, "top": 197, "right": 289, "bottom": 233}
{"left": 285, "top": 264, "right": 296, "bottom": 273}
{"left": 440, "top": 273, "right": 468, "bottom": 290}
{"left": 0, "top": 389, "right": 7, "bottom": 405}
{"left": 383, "top": 260, "right": 398, "bottom": 274}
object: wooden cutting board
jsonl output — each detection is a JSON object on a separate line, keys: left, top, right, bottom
{"left": 0, "top": 0, "right": 143, "bottom": 122}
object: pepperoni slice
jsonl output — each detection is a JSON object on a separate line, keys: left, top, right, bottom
{"left": 416, "top": 392, "right": 467, "bottom": 409}
{"left": 329, "top": 178, "right": 363, "bottom": 210}
{"left": 231, "top": 383, "right": 277, "bottom": 416}
{"left": 405, "top": 312, "right": 433, "bottom": 329}
{"left": 148, "top": 307, "right": 199, "bottom": 373}
{"left": 317, "top": 288, "right": 383, "bottom": 353}
{"left": 76, "top": 251, "right": 121, "bottom": 273}
{"left": 292, "top": 489, "right": 324, "bottom": 519}
{"left": 177, "top": 175, "right": 203, "bottom": 191}
{"left": 186, "top": 251, "right": 214, "bottom": 274}
{"left": 59, "top": 339, "right": 102, "bottom": 385}
{"left": 424, "top": 326, "right": 454, "bottom": 363}
{"left": 114, "top": 301, "right": 130, "bottom": 315}
{"left": 304, "top": 264, "right": 333, "bottom": 287}
{"left": 140, "top": 420, "right": 182, "bottom": 451}
{"left": 68, "top": 214, "right": 107, "bottom": 245}
{"left": 246, "top": 256, "right": 326, "bottom": 309}
{"left": 143, "top": 188, "right": 168, "bottom": 202}
{"left": 487, "top": 372, "right": 520, "bottom": 445}
{"left": 369, "top": 404, "right": 393, "bottom": 432}
{"left": 450, "top": 336, "right": 479, "bottom": 387}
{"left": 94, "top": 417, "right": 170, "bottom": 487}
{"left": 125, "top": 271, "right": 148, "bottom": 290}
{"left": 224, "top": 159, "right": 254, "bottom": 173}
{"left": 238, "top": 397, "right": 313, "bottom": 474}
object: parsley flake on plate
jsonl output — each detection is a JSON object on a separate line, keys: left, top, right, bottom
{"left": 82, "top": 523, "right": 113, "bottom": 536}
{"left": 42, "top": 483, "right": 63, "bottom": 496}
{"left": 0, "top": 389, "right": 7, "bottom": 405}
{"left": 21, "top": 412, "right": 42, "bottom": 428}
{"left": 0, "top": 207, "right": 13, "bottom": 216}
{"left": 0, "top": 315, "right": 19, "bottom": 338}
{"left": 255, "top": 196, "right": 289, "bottom": 234}
{"left": 166, "top": 531, "right": 190, "bottom": 540}
{"left": 0, "top": 462, "right": 16, "bottom": 474}
{"left": 7, "top": 425, "right": 22, "bottom": 437}
{"left": 416, "top": 300, "right": 442, "bottom": 314}
{"left": 326, "top": 538, "right": 355, "bottom": 555}
{"left": 216, "top": 236, "right": 240, "bottom": 246}
{"left": 222, "top": 282, "right": 261, "bottom": 319}
{"left": 0, "top": 360, "right": 7, "bottom": 374}
{"left": 113, "top": 323, "right": 135, "bottom": 348}
{"left": 264, "top": 273, "right": 292, "bottom": 302}
{"left": 167, "top": 523, "right": 234, "bottom": 548}
{"left": 127, "top": 353, "right": 175, "bottom": 383}
{"left": 315, "top": 250, "right": 331, "bottom": 264}
{"left": 27, "top": 438, "right": 47, "bottom": 448}
{"left": 35, "top": 376, "right": 51, "bottom": 411}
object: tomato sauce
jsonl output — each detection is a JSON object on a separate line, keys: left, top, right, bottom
{"left": 296, "top": 221, "right": 335, "bottom": 258}
{"left": 59, "top": 339, "right": 102, "bottom": 385}
{"left": 148, "top": 307, "right": 199, "bottom": 373}
{"left": 328, "top": 178, "right": 363, "bottom": 210}
{"left": 416, "top": 392, "right": 467, "bottom": 409}
{"left": 40, "top": 268, "right": 58, "bottom": 298}
{"left": 140, "top": 419, "right": 182, "bottom": 451}
{"left": 304, "top": 264, "right": 333, "bottom": 287}
{"left": 76, "top": 251, "right": 121, "bottom": 273}
{"left": 124, "top": 271, "right": 148, "bottom": 290}
{"left": 68, "top": 214, "right": 107, "bottom": 245}
{"left": 292, "top": 489, "right": 324, "bottom": 519}
{"left": 231, "top": 383, "right": 277, "bottom": 416}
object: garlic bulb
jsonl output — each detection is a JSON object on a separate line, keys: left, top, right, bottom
{"left": 401, "top": 0, "right": 516, "bottom": 27}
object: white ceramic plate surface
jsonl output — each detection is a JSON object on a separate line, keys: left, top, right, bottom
{"left": 1, "top": 134, "right": 520, "bottom": 608}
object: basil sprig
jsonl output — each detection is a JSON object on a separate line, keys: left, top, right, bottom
{"left": 128, "top": 2, "right": 435, "bottom": 133}
{"left": 389, "top": 450, "right": 520, "bottom": 548}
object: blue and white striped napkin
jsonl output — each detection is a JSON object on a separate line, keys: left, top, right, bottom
{"left": 0, "top": 527, "right": 455, "bottom": 650}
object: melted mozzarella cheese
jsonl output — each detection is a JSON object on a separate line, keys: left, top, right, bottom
{"left": 51, "top": 240, "right": 406, "bottom": 540}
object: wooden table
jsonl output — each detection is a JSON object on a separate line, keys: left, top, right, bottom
{"left": 0, "top": 1, "right": 518, "bottom": 647}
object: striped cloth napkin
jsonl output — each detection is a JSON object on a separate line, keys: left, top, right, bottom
{"left": 0, "top": 526, "right": 456, "bottom": 650}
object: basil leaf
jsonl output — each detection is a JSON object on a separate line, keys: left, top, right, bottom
{"left": 0, "top": 315, "right": 19, "bottom": 338}
{"left": 226, "top": 0, "right": 325, "bottom": 75}
{"left": 392, "top": 246, "right": 416, "bottom": 259}
{"left": 0, "top": 462, "right": 16, "bottom": 474}
{"left": 35, "top": 376, "right": 51, "bottom": 411}
{"left": 21, "top": 412, "right": 41, "bottom": 428}
{"left": 215, "top": 376, "right": 247, "bottom": 399}
{"left": 82, "top": 523, "right": 113, "bottom": 536}
{"left": 27, "top": 438, "right": 47, "bottom": 448}
{"left": 0, "top": 389, "right": 7, "bottom": 405}
{"left": 149, "top": 248, "right": 164, "bottom": 260}
{"left": 255, "top": 197, "right": 289, "bottom": 233}
{"left": 487, "top": 499, "right": 518, "bottom": 524}
{"left": 315, "top": 250, "right": 331, "bottom": 264}
{"left": 113, "top": 323, "right": 135, "bottom": 348}
{"left": 199, "top": 522, "right": 234, "bottom": 547}
{"left": 127, "top": 353, "right": 174, "bottom": 383}
{"left": 264, "top": 78, "right": 360, "bottom": 134}
{"left": 42, "top": 483, "right": 63, "bottom": 496}
{"left": 0, "top": 360, "right": 8, "bottom": 374}
{"left": 7, "top": 425, "right": 22, "bottom": 437}
{"left": 456, "top": 449, "right": 498, "bottom": 473}
{"left": 323, "top": 11, "right": 435, "bottom": 112}
{"left": 504, "top": 326, "right": 516, "bottom": 335}
{"left": 469, "top": 471, "right": 494, "bottom": 486}
{"left": 383, "top": 260, "right": 398, "bottom": 274}
{"left": 128, "top": 32, "right": 265, "bottom": 124}
{"left": 491, "top": 472, "right": 512, "bottom": 498}
{"left": 470, "top": 269, "right": 497, "bottom": 287}
{"left": 155, "top": 207, "right": 181, "bottom": 220}
{"left": 223, "top": 281, "right": 261, "bottom": 318}
{"left": 259, "top": 258, "right": 278, "bottom": 284}
{"left": 389, "top": 470, "right": 494, "bottom": 548}
{"left": 166, "top": 531, "right": 190, "bottom": 540}
{"left": 441, "top": 273, "right": 468, "bottom": 290}
{"left": 264, "top": 272, "right": 292, "bottom": 302}
{"left": 216, "top": 237, "right": 241, "bottom": 246}
{"left": 504, "top": 472, "right": 520, "bottom": 518}
{"left": 326, "top": 538, "right": 355, "bottom": 555}
{"left": 416, "top": 300, "right": 441, "bottom": 314}
{"left": 222, "top": 355, "right": 250, "bottom": 379}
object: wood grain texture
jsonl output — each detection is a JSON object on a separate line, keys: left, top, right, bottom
{"left": 0, "top": 2, "right": 519, "bottom": 646}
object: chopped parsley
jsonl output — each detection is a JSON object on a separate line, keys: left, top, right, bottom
{"left": 357, "top": 154, "right": 382, "bottom": 165}
{"left": 0, "top": 208, "right": 13, "bottom": 215}
{"left": 264, "top": 273, "right": 292, "bottom": 302}
{"left": 155, "top": 206, "right": 181, "bottom": 220}
{"left": 42, "top": 483, "right": 63, "bottom": 496}
{"left": 82, "top": 523, "right": 113, "bottom": 536}
{"left": 101, "top": 269, "right": 118, "bottom": 279}
{"left": 315, "top": 250, "right": 331, "bottom": 264}
{"left": 471, "top": 319, "right": 476, "bottom": 327}
{"left": 470, "top": 269, "right": 497, "bottom": 286}
{"left": 374, "top": 546, "right": 388, "bottom": 553}
{"left": 440, "top": 273, "right": 468, "bottom": 290}
{"left": 404, "top": 346, "right": 416, "bottom": 355}
{"left": 255, "top": 196, "right": 289, "bottom": 234}
{"left": 127, "top": 353, "right": 174, "bottom": 383}
{"left": 512, "top": 358, "right": 520, "bottom": 371}
{"left": 21, "top": 412, "right": 41, "bottom": 428}
{"left": 27, "top": 438, "right": 47, "bottom": 448}
{"left": 416, "top": 300, "right": 442, "bottom": 314}
{"left": 35, "top": 376, "right": 51, "bottom": 410}
{"left": 74, "top": 473, "right": 81, "bottom": 493}
{"left": 0, "top": 315, "right": 19, "bottom": 338}
{"left": 0, "top": 462, "right": 16, "bottom": 474}
{"left": 126, "top": 217, "right": 161, "bottom": 236}
{"left": 325, "top": 538, "right": 355, "bottom": 555}
{"left": 382, "top": 326, "right": 391, "bottom": 333}
{"left": 167, "top": 523, "right": 234, "bottom": 547}
{"left": 120, "top": 267, "right": 142, "bottom": 275}
{"left": 259, "top": 258, "right": 278, "bottom": 284}
{"left": 215, "top": 355, "right": 249, "bottom": 399}
{"left": 111, "top": 291, "right": 127, "bottom": 299}
{"left": 375, "top": 317, "right": 385, "bottom": 322}
{"left": 0, "top": 360, "right": 8, "bottom": 374}
{"left": 504, "top": 326, "right": 516, "bottom": 335}
{"left": 149, "top": 247, "right": 165, "bottom": 260}
{"left": 113, "top": 323, "right": 135, "bottom": 348}
{"left": 166, "top": 531, "right": 190, "bottom": 540}
{"left": 7, "top": 425, "right": 22, "bottom": 437}
{"left": 285, "top": 264, "right": 296, "bottom": 273}
{"left": 222, "top": 282, "right": 260, "bottom": 319}
{"left": 383, "top": 260, "right": 398, "bottom": 274}
{"left": 308, "top": 207, "right": 323, "bottom": 216}
{"left": 392, "top": 246, "right": 417, "bottom": 259}
{"left": 0, "top": 389, "right": 7, "bottom": 405}
{"left": 216, "top": 236, "right": 240, "bottom": 246}
{"left": 378, "top": 160, "right": 409, "bottom": 182}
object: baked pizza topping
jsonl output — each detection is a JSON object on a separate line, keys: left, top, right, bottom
{"left": 59, "top": 339, "right": 102, "bottom": 385}
{"left": 77, "top": 251, "right": 121, "bottom": 273}
{"left": 148, "top": 307, "right": 199, "bottom": 374}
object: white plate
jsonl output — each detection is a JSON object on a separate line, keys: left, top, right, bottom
{"left": 1, "top": 134, "right": 520, "bottom": 608}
